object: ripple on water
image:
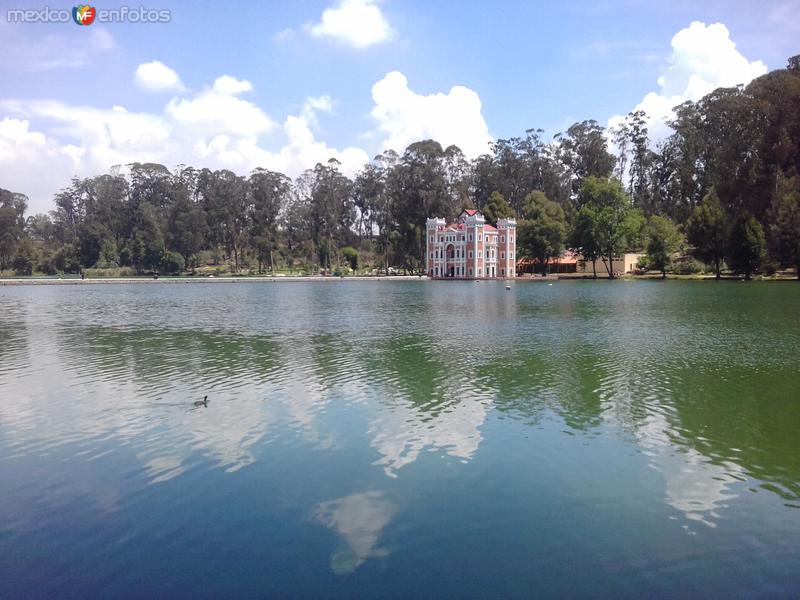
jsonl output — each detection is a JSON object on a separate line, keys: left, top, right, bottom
{"left": 0, "top": 281, "right": 799, "bottom": 597}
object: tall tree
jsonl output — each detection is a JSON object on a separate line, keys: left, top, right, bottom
{"left": 482, "top": 192, "right": 515, "bottom": 226}
{"left": 728, "top": 215, "right": 766, "bottom": 280}
{"left": 166, "top": 166, "right": 206, "bottom": 271}
{"left": 769, "top": 175, "right": 800, "bottom": 278}
{"left": 580, "top": 177, "right": 633, "bottom": 279}
{"left": 517, "top": 191, "right": 566, "bottom": 274}
{"left": 555, "top": 120, "right": 615, "bottom": 201}
{"left": 249, "top": 168, "right": 291, "bottom": 273}
{"left": 309, "top": 159, "right": 354, "bottom": 273}
{"left": 568, "top": 204, "right": 601, "bottom": 278}
{"left": 0, "top": 188, "right": 27, "bottom": 269}
{"left": 646, "top": 215, "right": 682, "bottom": 279}
{"left": 386, "top": 140, "right": 450, "bottom": 272}
{"left": 197, "top": 169, "right": 249, "bottom": 272}
{"left": 686, "top": 188, "right": 728, "bottom": 278}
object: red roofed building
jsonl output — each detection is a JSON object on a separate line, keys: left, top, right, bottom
{"left": 426, "top": 209, "right": 517, "bottom": 279}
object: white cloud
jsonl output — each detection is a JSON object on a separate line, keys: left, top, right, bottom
{"left": 0, "top": 117, "right": 46, "bottom": 151}
{"left": 0, "top": 23, "right": 115, "bottom": 71}
{"left": 309, "top": 0, "right": 392, "bottom": 48}
{"left": 0, "top": 64, "right": 498, "bottom": 212}
{"left": 305, "top": 94, "right": 335, "bottom": 114}
{"left": 0, "top": 65, "right": 370, "bottom": 213}
{"left": 608, "top": 21, "right": 768, "bottom": 141}
{"left": 0, "top": 117, "right": 80, "bottom": 213}
{"left": 90, "top": 28, "right": 115, "bottom": 51}
{"left": 249, "top": 109, "right": 369, "bottom": 177}
{"left": 166, "top": 81, "right": 272, "bottom": 138}
{"left": 134, "top": 60, "right": 185, "bottom": 93}
{"left": 273, "top": 27, "right": 296, "bottom": 43}
{"left": 370, "top": 71, "right": 492, "bottom": 158}
{"left": 212, "top": 75, "right": 253, "bottom": 95}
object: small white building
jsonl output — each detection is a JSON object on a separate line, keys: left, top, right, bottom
{"left": 575, "top": 253, "right": 644, "bottom": 276}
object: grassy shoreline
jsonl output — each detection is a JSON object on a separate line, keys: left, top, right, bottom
{"left": 2, "top": 272, "right": 798, "bottom": 285}
{"left": 0, "top": 275, "right": 430, "bottom": 285}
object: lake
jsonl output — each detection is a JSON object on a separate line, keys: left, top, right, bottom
{"left": 1, "top": 280, "right": 799, "bottom": 599}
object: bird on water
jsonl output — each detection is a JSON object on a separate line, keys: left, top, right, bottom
{"left": 194, "top": 395, "right": 208, "bottom": 407}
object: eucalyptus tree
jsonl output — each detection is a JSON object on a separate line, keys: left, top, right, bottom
{"left": 0, "top": 188, "right": 27, "bottom": 269}
{"left": 443, "top": 144, "right": 473, "bottom": 214}
{"left": 196, "top": 168, "right": 249, "bottom": 272}
{"left": 373, "top": 150, "right": 399, "bottom": 272}
{"left": 386, "top": 140, "right": 450, "bottom": 272}
{"left": 697, "top": 86, "right": 766, "bottom": 218}
{"left": 166, "top": 166, "right": 206, "bottom": 270}
{"left": 666, "top": 101, "right": 707, "bottom": 217}
{"left": 248, "top": 168, "right": 291, "bottom": 273}
{"left": 25, "top": 213, "right": 55, "bottom": 250}
{"left": 469, "top": 153, "right": 496, "bottom": 210}
{"left": 309, "top": 159, "right": 353, "bottom": 273}
{"left": 353, "top": 162, "right": 383, "bottom": 241}
{"left": 554, "top": 120, "right": 615, "bottom": 201}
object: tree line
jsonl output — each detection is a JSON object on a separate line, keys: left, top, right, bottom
{"left": 1, "top": 56, "right": 798, "bottom": 279}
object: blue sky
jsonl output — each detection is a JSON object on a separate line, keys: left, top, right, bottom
{"left": 1, "top": 0, "right": 798, "bottom": 213}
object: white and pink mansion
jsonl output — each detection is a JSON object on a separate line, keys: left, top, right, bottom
{"left": 426, "top": 209, "right": 517, "bottom": 279}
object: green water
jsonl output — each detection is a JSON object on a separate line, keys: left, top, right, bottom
{"left": 0, "top": 280, "right": 798, "bottom": 598}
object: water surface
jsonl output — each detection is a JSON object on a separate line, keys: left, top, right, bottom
{"left": 1, "top": 281, "right": 799, "bottom": 598}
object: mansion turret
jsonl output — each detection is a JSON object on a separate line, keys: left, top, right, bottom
{"left": 426, "top": 209, "right": 517, "bottom": 279}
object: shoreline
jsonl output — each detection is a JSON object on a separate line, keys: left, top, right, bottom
{"left": 1, "top": 274, "right": 797, "bottom": 286}
{"left": 0, "top": 275, "right": 429, "bottom": 286}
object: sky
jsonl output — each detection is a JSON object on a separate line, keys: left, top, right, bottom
{"left": 0, "top": 0, "right": 798, "bottom": 214}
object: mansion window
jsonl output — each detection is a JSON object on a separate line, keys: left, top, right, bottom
{"left": 469, "top": 250, "right": 473, "bottom": 259}
{"left": 501, "top": 252, "right": 505, "bottom": 259}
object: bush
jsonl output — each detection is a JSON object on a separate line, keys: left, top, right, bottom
{"left": 37, "top": 252, "right": 59, "bottom": 275}
{"left": 84, "top": 267, "right": 138, "bottom": 278}
{"left": 341, "top": 246, "right": 359, "bottom": 270}
{"left": 672, "top": 256, "right": 704, "bottom": 275}
{"left": 763, "top": 259, "right": 779, "bottom": 276}
{"left": 12, "top": 240, "right": 36, "bottom": 275}
{"left": 54, "top": 243, "right": 81, "bottom": 274}
{"left": 160, "top": 251, "right": 185, "bottom": 274}
{"left": 118, "top": 245, "right": 133, "bottom": 267}
{"left": 195, "top": 250, "right": 217, "bottom": 267}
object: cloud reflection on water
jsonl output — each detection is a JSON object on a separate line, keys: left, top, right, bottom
{"left": 314, "top": 490, "right": 395, "bottom": 575}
